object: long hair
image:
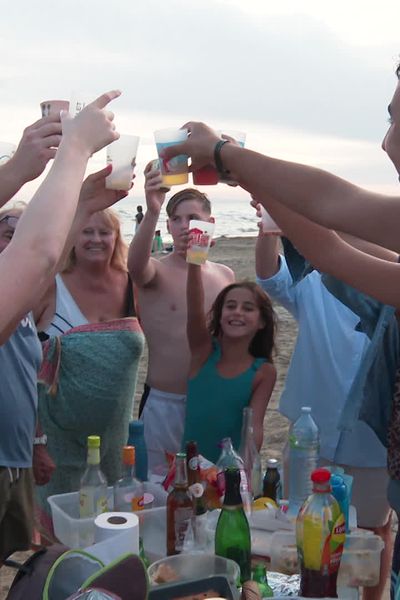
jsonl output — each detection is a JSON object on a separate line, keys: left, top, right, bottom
{"left": 208, "top": 281, "right": 277, "bottom": 361}
{"left": 62, "top": 208, "right": 128, "bottom": 273}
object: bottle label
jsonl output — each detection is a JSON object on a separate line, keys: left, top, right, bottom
{"left": 188, "top": 456, "right": 199, "bottom": 470}
{"left": 188, "top": 483, "right": 204, "bottom": 499}
{"left": 123, "top": 492, "right": 144, "bottom": 512}
{"left": 79, "top": 488, "right": 108, "bottom": 518}
{"left": 174, "top": 507, "right": 192, "bottom": 552}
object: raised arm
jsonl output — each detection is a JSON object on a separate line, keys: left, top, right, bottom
{"left": 255, "top": 217, "right": 281, "bottom": 280}
{"left": 263, "top": 198, "right": 400, "bottom": 308}
{"left": 162, "top": 122, "right": 400, "bottom": 253}
{"left": 0, "top": 113, "right": 62, "bottom": 207}
{"left": 186, "top": 263, "right": 213, "bottom": 373}
{"left": 0, "top": 90, "right": 120, "bottom": 344}
{"left": 128, "top": 161, "right": 166, "bottom": 287}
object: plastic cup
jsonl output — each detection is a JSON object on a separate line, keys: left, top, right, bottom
{"left": 105, "top": 134, "right": 140, "bottom": 191}
{"left": 40, "top": 99, "right": 69, "bottom": 117}
{"left": 186, "top": 219, "right": 215, "bottom": 265}
{"left": 154, "top": 128, "right": 188, "bottom": 186}
{"left": 260, "top": 206, "right": 282, "bottom": 234}
{"left": 150, "top": 159, "right": 171, "bottom": 193}
{"left": 69, "top": 91, "right": 88, "bottom": 117}
{"left": 0, "top": 142, "right": 16, "bottom": 166}
{"left": 192, "top": 164, "right": 219, "bottom": 186}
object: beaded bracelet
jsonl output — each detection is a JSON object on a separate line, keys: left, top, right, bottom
{"left": 214, "top": 139, "right": 231, "bottom": 177}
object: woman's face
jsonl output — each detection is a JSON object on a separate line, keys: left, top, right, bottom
{"left": 0, "top": 209, "right": 23, "bottom": 254}
{"left": 382, "top": 82, "right": 400, "bottom": 174}
{"left": 74, "top": 212, "right": 117, "bottom": 265}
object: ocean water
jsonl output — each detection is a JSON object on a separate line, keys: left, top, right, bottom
{"left": 115, "top": 191, "right": 259, "bottom": 244}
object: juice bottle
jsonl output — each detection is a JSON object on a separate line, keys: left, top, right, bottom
{"left": 296, "top": 468, "right": 345, "bottom": 598}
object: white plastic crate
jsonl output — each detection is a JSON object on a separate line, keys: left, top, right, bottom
{"left": 48, "top": 482, "right": 167, "bottom": 549}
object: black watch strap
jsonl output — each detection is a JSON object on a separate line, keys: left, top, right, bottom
{"left": 214, "top": 139, "right": 231, "bottom": 177}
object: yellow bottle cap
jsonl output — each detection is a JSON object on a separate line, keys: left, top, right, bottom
{"left": 87, "top": 435, "right": 101, "bottom": 448}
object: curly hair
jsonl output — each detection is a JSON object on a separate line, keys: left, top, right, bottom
{"left": 62, "top": 208, "right": 128, "bottom": 273}
{"left": 207, "top": 281, "right": 277, "bottom": 362}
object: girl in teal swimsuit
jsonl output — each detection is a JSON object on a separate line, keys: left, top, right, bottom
{"left": 182, "top": 262, "right": 277, "bottom": 463}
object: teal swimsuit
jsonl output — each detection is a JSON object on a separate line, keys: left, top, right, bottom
{"left": 182, "top": 339, "right": 266, "bottom": 463}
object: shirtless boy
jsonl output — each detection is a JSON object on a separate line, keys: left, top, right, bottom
{"left": 128, "top": 163, "right": 234, "bottom": 470}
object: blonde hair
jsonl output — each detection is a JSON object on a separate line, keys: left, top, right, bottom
{"left": 62, "top": 208, "right": 128, "bottom": 273}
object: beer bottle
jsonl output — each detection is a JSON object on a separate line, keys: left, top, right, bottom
{"left": 215, "top": 467, "right": 251, "bottom": 583}
{"left": 251, "top": 563, "right": 274, "bottom": 598}
{"left": 166, "top": 452, "right": 193, "bottom": 555}
{"left": 262, "top": 457, "right": 282, "bottom": 502}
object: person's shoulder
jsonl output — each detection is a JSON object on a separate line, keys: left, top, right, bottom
{"left": 255, "top": 361, "right": 277, "bottom": 385}
{"left": 207, "top": 260, "right": 234, "bottom": 280}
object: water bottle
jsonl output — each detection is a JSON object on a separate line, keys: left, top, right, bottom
{"left": 127, "top": 420, "right": 148, "bottom": 481}
{"left": 288, "top": 406, "right": 319, "bottom": 514}
{"left": 239, "top": 407, "right": 262, "bottom": 499}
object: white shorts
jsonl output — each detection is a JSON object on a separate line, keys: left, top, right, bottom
{"left": 140, "top": 387, "right": 186, "bottom": 474}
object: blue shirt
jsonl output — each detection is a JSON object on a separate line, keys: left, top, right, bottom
{"left": 0, "top": 313, "right": 42, "bottom": 467}
{"left": 258, "top": 256, "right": 386, "bottom": 467}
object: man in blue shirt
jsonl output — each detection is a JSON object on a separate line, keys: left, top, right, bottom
{"left": 256, "top": 229, "right": 395, "bottom": 600}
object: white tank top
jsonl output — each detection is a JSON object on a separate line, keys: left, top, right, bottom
{"left": 45, "top": 274, "right": 89, "bottom": 336}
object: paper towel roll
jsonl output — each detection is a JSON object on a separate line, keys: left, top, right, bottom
{"left": 94, "top": 512, "right": 139, "bottom": 550}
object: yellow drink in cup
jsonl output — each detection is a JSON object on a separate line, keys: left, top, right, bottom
{"left": 154, "top": 128, "right": 188, "bottom": 186}
{"left": 186, "top": 220, "right": 215, "bottom": 265}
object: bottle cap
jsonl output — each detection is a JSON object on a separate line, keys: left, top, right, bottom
{"left": 129, "top": 420, "right": 144, "bottom": 434}
{"left": 122, "top": 445, "right": 135, "bottom": 465}
{"left": 301, "top": 406, "right": 311, "bottom": 413}
{"left": 87, "top": 435, "right": 100, "bottom": 448}
{"left": 331, "top": 474, "right": 347, "bottom": 499}
{"left": 311, "top": 467, "right": 330, "bottom": 483}
{"left": 266, "top": 458, "right": 280, "bottom": 468}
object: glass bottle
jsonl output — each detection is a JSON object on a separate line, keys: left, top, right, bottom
{"left": 113, "top": 445, "right": 144, "bottom": 512}
{"left": 215, "top": 467, "right": 251, "bottom": 584}
{"left": 263, "top": 457, "right": 282, "bottom": 502}
{"left": 296, "top": 468, "right": 345, "bottom": 598}
{"left": 79, "top": 435, "right": 108, "bottom": 519}
{"left": 127, "top": 420, "right": 148, "bottom": 481}
{"left": 186, "top": 441, "right": 207, "bottom": 549}
{"left": 239, "top": 407, "right": 262, "bottom": 499}
{"left": 251, "top": 563, "right": 274, "bottom": 598}
{"left": 216, "top": 437, "right": 247, "bottom": 497}
{"left": 166, "top": 452, "right": 193, "bottom": 555}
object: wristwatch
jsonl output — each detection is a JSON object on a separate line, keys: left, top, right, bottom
{"left": 33, "top": 434, "right": 48, "bottom": 446}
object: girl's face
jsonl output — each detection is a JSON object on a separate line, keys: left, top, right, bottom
{"left": 74, "top": 212, "right": 117, "bottom": 265}
{"left": 220, "top": 287, "right": 265, "bottom": 339}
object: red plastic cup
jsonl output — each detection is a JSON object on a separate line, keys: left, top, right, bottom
{"left": 192, "top": 164, "right": 219, "bottom": 185}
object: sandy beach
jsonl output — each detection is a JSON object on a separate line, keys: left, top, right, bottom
{"left": 0, "top": 235, "right": 297, "bottom": 597}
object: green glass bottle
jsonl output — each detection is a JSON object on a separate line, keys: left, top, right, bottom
{"left": 252, "top": 563, "right": 274, "bottom": 597}
{"left": 215, "top": 467, "right": 251, "bottom": 584}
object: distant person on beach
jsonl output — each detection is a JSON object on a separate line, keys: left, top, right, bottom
{"left": 182, "top": 257, "right": 276, "bottom": 464}
{"left": 151, "top": 229, "right": 163, "bottom": 253}
{"left": 0, "top": 91, "right": 119, "bottom": 563}
{"left": 128, "top": 161, "right": 234, "bottom": 471}
{"left": 135, "top": 205, "right": 144, "bottom": 231}
{"left": 254, "top": 214, "right": 395, "bottom": 600}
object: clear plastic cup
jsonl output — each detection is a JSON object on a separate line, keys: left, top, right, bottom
{"left": 154, "top": 127, "right": 188, "bottom": 186}
{"left": 105, "top": 134, "right": 140, "bottom": 191}
{"left": 40, "top": 99, "right": 69, "bottom": 117}
{"left": 186, "top": 219, "right": 215, "bottom": 265}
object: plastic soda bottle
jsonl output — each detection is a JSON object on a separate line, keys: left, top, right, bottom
{"left": 239, "top": 406, "right": 262, "bottom": 499}
{"left": 288, "top": 406, "right": 319, "bottom": 514}
{"left": 166, "top": 452, "right": 193, "bottom": 555}
{"left": 113, "top": 446, "right": 144, "bottom": 512}
{"left": 251, "top": 563, "right": 274, "bottom": 598}
{"left": 127, "top": 420, "right": 148, "bottom": 481}
{"left": 79, "top": 435, "right": 108, "bottom": 519}
{"left": 296, "top": 468, "right": 346, "bottom": 598}
{"left": 186, "top": 440, "right": 208, "bottom": 549}
{"left": 215, "top": 467, "right": 251, "bottom": 584}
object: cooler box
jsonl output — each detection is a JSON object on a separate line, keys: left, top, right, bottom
{"left": 48, "top": 482, "right": 167, "bottom": 550}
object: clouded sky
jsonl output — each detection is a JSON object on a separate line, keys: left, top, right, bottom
{"left": 1, "top": 0, "right": 400, "bottom": 202}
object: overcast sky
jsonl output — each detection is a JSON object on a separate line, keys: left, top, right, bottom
{"left": 1, "top": 0, "right": 400, "bottom": 202}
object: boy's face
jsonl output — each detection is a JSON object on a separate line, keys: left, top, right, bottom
{"left": 167, "top": 199, "right": 212, "bottom": 242}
